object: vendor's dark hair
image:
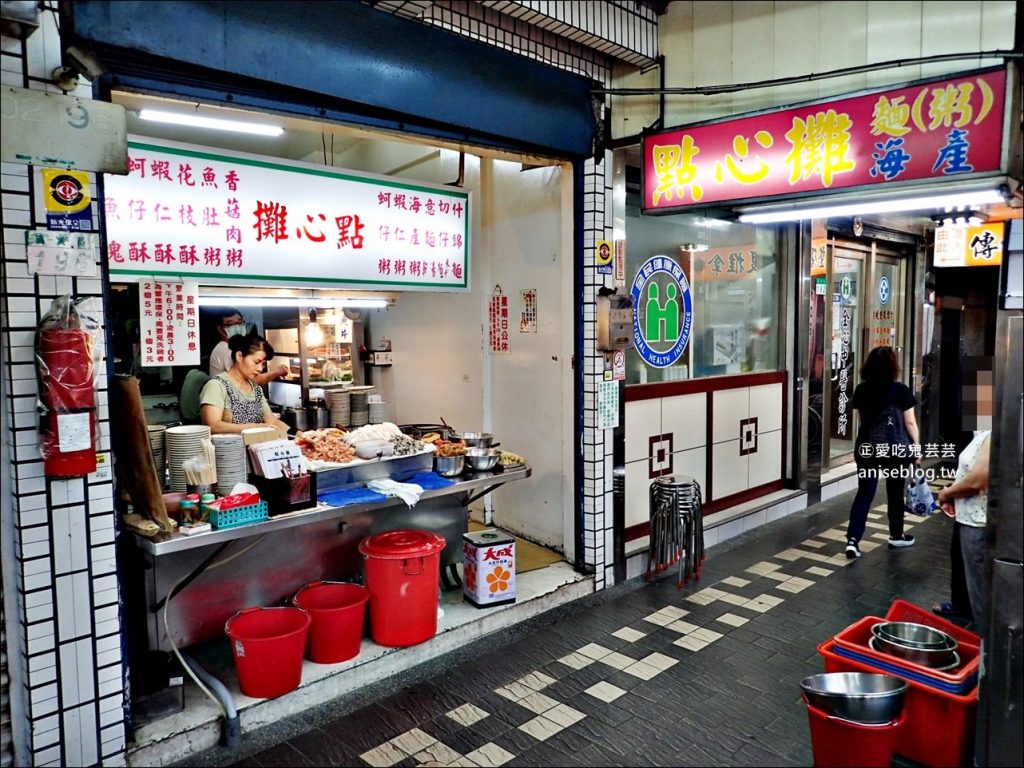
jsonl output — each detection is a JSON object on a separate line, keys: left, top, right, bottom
{"left": 229, "top": 332, "right": 274, "bottom": 362}
{"left": 860, "top": 345, "right": 899, "bottom": 384}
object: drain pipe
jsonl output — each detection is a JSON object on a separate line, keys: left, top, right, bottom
{"left": 180, "top": 651, "right": 241, "bottom": 748}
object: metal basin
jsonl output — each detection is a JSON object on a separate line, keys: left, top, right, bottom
{"left": 872, "top": 622, "right": 958, "bottom": 650}
{"left": 434, "top": 454, "right": 465, "bottom": 477}
{"left": 869, "top": 634, "right": 960, "bottom": 669}
{"left": 455, "top": 432, "right": 494, "bottom": 448}
{"left": 800, "top": 672, "right": 908, "bottom": 724}
{"left": 465, "top": 447, "right": 500, "bottom": 471}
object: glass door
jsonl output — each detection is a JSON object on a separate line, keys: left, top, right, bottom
{"left": 824, "top": 247, "right": 864, "bottom": 464}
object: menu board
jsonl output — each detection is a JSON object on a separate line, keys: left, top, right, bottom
{"left": 139, "top": 280, "right": 200, "bottom": 367}
{"left": 105, "top": 136, "right": 471, "bottom": 291}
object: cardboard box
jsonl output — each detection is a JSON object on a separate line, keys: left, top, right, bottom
{"left": 463, "top": 529, "right": 516, "bottom": 608}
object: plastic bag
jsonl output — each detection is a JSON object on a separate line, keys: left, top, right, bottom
{"left": 906, "top": 477, "right": 938, "bottom": 516}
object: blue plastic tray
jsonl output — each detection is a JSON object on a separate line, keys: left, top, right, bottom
{"left": 831, "top": 642, "right": 977, "bottom": 695}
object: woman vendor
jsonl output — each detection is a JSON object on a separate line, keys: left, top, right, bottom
{"left": 200, "top": 333, "right": 284, "bottom": 434}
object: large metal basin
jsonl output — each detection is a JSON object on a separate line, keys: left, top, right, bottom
{"left": 800, "top": 672, "right": 908, "bottom": 724}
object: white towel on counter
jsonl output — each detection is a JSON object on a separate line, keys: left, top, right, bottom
{"left": 366, "top": 479, "right": 424, "bottom": 508}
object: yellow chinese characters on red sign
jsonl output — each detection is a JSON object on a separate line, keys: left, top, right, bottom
{"left": 643, "top": 69, "right": 1007, "bottom": 211}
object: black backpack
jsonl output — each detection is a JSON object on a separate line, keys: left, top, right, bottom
{"left": 865, "top": 403, "right": 911, "bottom": 453}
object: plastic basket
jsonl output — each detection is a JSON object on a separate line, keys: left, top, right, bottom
{"left": 819, "top": 639, "right": 977, "bottom": 768}
{"left": 833, "top": 615, "right": 979, "bottom": 694}
{"left": 885, "top": 599, "right": 980, "bottom": 645}
{"left": 210, "top": 500, "right": 269, "bottom": 530}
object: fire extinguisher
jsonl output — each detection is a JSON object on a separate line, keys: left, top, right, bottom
{"left": 36, "top": 301, "right": 97, "bottom": 477}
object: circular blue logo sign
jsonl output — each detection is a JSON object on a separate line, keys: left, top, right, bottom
{"left": 631, "top": 255, "right": 693, "bottom": 369}
{"left": 879, "top": 275, "right": 890, "bottom": 305}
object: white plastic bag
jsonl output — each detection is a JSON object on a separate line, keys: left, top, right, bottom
{"left": 906, "top": 477, "right": 937, "bottom": 516}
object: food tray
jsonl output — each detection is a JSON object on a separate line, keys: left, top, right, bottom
{"left": 833, "top": 615, "right": 979, "bottom": 690}
{"left": 209, "top": 500, "right": 268, "bottom": 530}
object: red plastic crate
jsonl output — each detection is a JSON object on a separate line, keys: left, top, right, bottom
{"left": 885, "top": 599, "right": 980, "bottom": 645}
{"left": 834, "top": 615, "right": 979, "bottom": 691}
{"left": 819, "top": 639, "right": 977, "bottom": 768}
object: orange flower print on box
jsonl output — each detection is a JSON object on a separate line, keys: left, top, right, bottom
{"left": 486, "top": 565, "right": 511, "bottom": 593}
{"left": 464, "top": 563, "right": 477, "bottom": 594}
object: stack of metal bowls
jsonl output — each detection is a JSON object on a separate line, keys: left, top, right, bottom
{"left": 434, "top": 454, "right": 465, "bottom": 477}
{"left": 870, "top": 621, "right": 960, "bottom": 670}
{"left": 800, "top": 672, "right": 908, "bottom": 724}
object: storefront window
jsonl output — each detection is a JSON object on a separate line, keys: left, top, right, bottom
{"left": 624, "top": 188, "right": 781, "bottom": 384}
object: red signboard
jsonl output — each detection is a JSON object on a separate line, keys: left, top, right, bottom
{"left": 643, "top": 68, "right": 1007, "bottom": 212}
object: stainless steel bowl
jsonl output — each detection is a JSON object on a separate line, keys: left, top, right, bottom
{"left": 456, "top": 432, "right": 494, "bottom": 449}
{"left": 465, "top": 447, "right": 500, "bottom": 471}
{"left": 434, "top": 454, "right": 466, "bottom": 477}
{"left": 869, "top": 634, "right": 960, "bottom": 669}
{"left": 872, "top": 622, "right": 958, "bottom": 651}
{"left": 800, "top": 672, "right": 908, "bottom": 724}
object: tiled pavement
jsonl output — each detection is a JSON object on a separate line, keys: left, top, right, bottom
{"left": 186, "top": 480, "right": 957, "bottom": 767}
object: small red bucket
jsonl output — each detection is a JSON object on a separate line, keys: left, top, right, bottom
{"left": 225, "top": 607, "right": 310, "bottom": 698}
{"left": 293, "top": 581, "right": 369, "bottom": 664}
{"left": 806, "top": 701, "right": 906, "bottom": 767}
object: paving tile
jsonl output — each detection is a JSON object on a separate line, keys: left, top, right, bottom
{"left": 493, "top": 681, "right": 534, "bottom": 702}
{"left": 621, "top": 660, "right": 663, "bottom": 679}
{"left": 575, "top": 642, "right": 613, "bottom": 660}
{"left": 583, "top": 680, "right": 626, "bottom": 703}
{"left": 763, "top": 571, "right": 792, "bottom": 582}
{"left": 411, "top": 741, "right": 462, "bottom": 765}
{"left": 715, "top": 612, "right": 749, "bottom": 627}
{"left": 800, "top": 538, "right": 826, "bottom": 549}
{"left": 517, "top": 714, "right": 563, "bottom": 742}
{"left": 542, "top": 703, "right": 586, "bottom": 729}
{"left": 389, "top": 728, "right": 437, "bottom": 757}
{"left": 446, "top": 757, "right": 480, "bottom": 767}
{"left": 806, "top": 566, "right": 833, "bottom": 577}
{"left": 775, "top": 580, "right": 809, "bottom": 593}
{"left": 818, "top": 529, "right": 848, "bottom": 541}
{"left": 664, "top": 619, "right": 700, "bottom": 634}
{"left": 446, "top": 703, "right": 490, "bottom": 727}
{"left": 717, "top": 591, "right": 751, "bottom": 606}
{"left": 746, "top": 560, "right": 783, "bottom": 574}
{"left": 596, "top": 650, "right": 636, "bottom": 670}
{"left": 555, "top": 651, "right": 593, "bottom": 670}
{"left": 610, "top": 626, "right": 647, "bottom": 642}
{"left": 359, "top": 742, "right": 407, "bottom": 767}
{"left": 516, "top": 691, "right": 559, "bottom": 714}
{"left": 641, "top": 610, "right": 676, "bottom": 625}
{"left": 515, "top": 671, "right": 556, "bottom": 692}
{"left": 463, "top": 742, "right": 515, "bottom": 766}
{"left": 720, "top": 575, "right": 750, "bottom": 587}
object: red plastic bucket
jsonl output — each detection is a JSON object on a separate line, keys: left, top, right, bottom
{"left": 805, "top": 700, "right": 906, "bottom": 767}
{"left": 293, "top": 581, "right": 369, "bottom": 663}
{"left": 359, "top": 529, "right": 446, "bottom": 647}
{"left": 225, "top": 607, "right": 310, "bottom": 698}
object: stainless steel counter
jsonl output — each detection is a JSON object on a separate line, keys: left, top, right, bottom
{"left": 123, "top": 464, "right": 531, "bottom": 651}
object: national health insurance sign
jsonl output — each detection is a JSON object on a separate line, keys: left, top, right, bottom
{"left": 643, "top": 68, "right": 1008, "bottom": 212}
{"left": 104, "top": 137, "right": 470, "bottom": 290}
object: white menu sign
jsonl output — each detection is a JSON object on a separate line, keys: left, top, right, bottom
{"left": 139, "top": 280, "right": 200, "bottom": 367}
{"left": 105, "top": 137, "right": 470, "bottom": 291}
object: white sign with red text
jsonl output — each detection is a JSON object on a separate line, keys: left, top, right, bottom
{"left": 138, "top": 279, "right": 200, "bottom": 367}
{"left": 104, "top": 137, "right": 471, "bottom": 291}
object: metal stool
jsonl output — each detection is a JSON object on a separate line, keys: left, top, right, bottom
{"left": 647, "top": 475, "right": 705, "bottom": 587}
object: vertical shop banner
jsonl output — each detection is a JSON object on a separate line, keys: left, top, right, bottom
{"left": 139, "top": 280, "right": 200, "bottom": 367}
{"left": 520, "top": 289, "right": 538, "bottom": 333}
{"left": 104, "top": 137, "right": 471, "bottom": 290}
{"left": 643, "top": 68, "right": 1007, "bottom": 212}
{"left": 42, "top": 169, "right": 94, "bottom": 231}
{"left": 489, "top": 285, "right": 510, "bottom": 354}
{"left": 933, "top": 221, "right": 1004, "bottom": 267}
{"left": 830, "top": 295, "right": 855, "bottom": 441}
{"left": 614, "top": 240, "right": 626, "bottom": 284}
{"left": 596, "top": 240, "right": 612, "bottom": 275}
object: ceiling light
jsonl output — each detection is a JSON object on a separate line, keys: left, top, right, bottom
{"left": 139, "top": 109, "right": 284, "bottom": 137}
{"left": 197, "top": 296, "right": 388, "bottom": 309}
{"left": 737, "top": 188, "right": 1005, "bottom": 224}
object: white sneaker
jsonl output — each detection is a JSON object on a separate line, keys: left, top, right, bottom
{"left": 888, "top": 534, "right": 916, "bottom": 548}
{"left": 845, "top": 540, "right": 861, "bottom": 559}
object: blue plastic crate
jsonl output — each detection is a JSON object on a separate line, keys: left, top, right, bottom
{"left": 209, "top": 500, "right": 268, "bottom": 530}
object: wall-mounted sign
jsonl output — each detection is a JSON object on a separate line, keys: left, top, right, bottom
{"left": 25, "top": 230, "right": 98, "bottom": 277}
{"left": 489, "top": 285, "right": 509, "bottom": 354}
{"left": 878, "top": 275, "right": 890, "bottom": 305}
{"left": 42, "top": 168, "right": 93, "bottom": 231}
{"left": 614, "top": 239, "right": 626, "bottom": 284}
{"left": 104, "top": 137, "right": 471, "bottom": 291}
{"left": 643, "top": 68, "right": 1007, "bottom": 212}
{"left": 934, "top": 221, "right": 1004, "bottom": 267}
{"left": 520, "top": 289, "right": 537, "bottom": 333}
{"left": 691, "top": 245, "right": 765, "bottom": 280}
{"left": 1, "top": 86, "right": 127, "bottom": 173}
{"left": 631, "top": 255, "right": 693, "bottom": 369}
{"left": 596, "top": 239, "right": 612, "bottom": 275}
{"left": 139, "top": 280, "right": 200, "bottom": 367}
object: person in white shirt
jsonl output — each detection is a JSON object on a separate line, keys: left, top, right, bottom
{"left": 209, "top": 308, "right": 287, "bottom": 386}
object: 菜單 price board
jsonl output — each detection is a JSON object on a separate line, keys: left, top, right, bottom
{"left": 139, "top": 280, "right": 200, "bottom": 367}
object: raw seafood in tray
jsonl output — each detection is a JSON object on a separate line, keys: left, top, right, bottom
{"left": 295, "top": 428, "right": 356, "bottom": 464}
{"left": 295, "top": 423, "right": 431, "bottom": 469}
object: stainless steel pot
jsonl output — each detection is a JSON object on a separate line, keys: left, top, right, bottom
{"left": 307, "top": 406, "right": 331, "bottom": 429}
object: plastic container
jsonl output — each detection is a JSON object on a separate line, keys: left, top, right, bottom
{"left": 225, "top": 607, "right": 311, "bottom": 698}
{"left": 805, "top": 700, "right": 906, "bottom": 767}
{"left": 833, "top": 615, "right": 979, "bottom": 694}
{"left": 209, "top": 500, "right": 269, "bottom": 530}
{"left": 885, "top": 599, "right": 980, "bottom": 645}
{"left": 292, "top": 581, "right": 369, "bottom": 663}
{"left": 359, "top": 529, "right": 446, "bottom": 647}
{"left": 819, "top": 639, "right": 977, "bottom": 767}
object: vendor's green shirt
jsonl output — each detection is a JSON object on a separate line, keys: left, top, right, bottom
{"left": 199, "top": 373, "right": 272, "bottom": 424}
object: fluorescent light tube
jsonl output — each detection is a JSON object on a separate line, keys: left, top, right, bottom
{"left": 737, "top": 189, "right": 1004, "bottom": 224}
{"left": 198, "top": 296, "right": 389, "bottom": 309}
{"left": 139, "top": 109, "right": 284, "bottom": 137}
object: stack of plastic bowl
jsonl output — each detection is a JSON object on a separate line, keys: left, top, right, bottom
{"left": 800, "top": 672, "right": 908, "bottom": 767}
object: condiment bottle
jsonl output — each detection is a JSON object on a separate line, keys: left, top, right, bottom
{"left": 178, "top": 499, "right": 196, "bottom": 525}
{"left": 199, "top": 493, "right": 216, "bottom": 523}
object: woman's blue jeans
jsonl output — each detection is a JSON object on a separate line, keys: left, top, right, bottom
{"left": 846, "top": 472, "right": 906, "bottom": 543}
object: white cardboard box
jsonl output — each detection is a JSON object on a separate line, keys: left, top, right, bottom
{"left": 462, "top": 529, "right": 516, "bottom": 607}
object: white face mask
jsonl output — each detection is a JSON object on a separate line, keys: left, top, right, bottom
{"left": 224, "top": 323, "right": 247, "bottom": 338}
